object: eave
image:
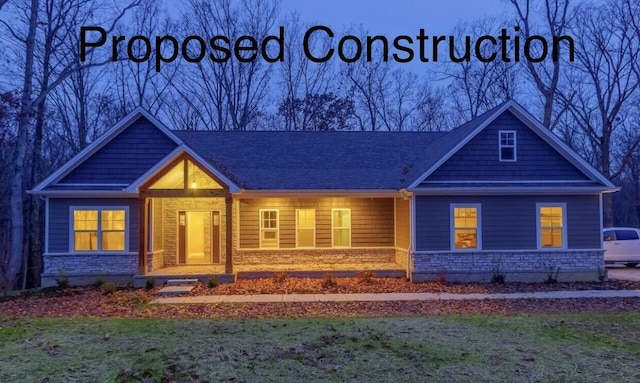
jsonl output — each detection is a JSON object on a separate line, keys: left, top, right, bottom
{"left": 408, "top": 186, "right": 620, "bottom": 195}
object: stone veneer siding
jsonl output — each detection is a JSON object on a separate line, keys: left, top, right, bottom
{"left": 233, "top": 248, "right": 396, "bottom": 265}
{"left": 412, "top": 250, "right": 604, "bottom": 282}
{"left": 147, "top": 250, "right": 165, "bottom": 271}
{"left": 41, "top": 253, "right": 137, "bottom": 287}
{"left": 395, "top": 248, "right": 409, "bottom": 269}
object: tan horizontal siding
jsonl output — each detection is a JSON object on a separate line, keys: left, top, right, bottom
{"left": 395, "top": 198, "right": 410, "bottom": 249}
{"left": 239, "top": 198, "right": 394, "bottom": 249}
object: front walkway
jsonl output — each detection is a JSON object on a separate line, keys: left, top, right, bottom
{"left": 152, "top": 289, "right": 640, "bottom": 304}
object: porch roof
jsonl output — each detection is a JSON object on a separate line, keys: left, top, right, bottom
{"left": 173, "top": 130, "right": 447, "bottom": 190}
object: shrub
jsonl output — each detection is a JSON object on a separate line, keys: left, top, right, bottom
{"left": 356, "top": 271, "right": 376, "bottom": 285}
{"left": 99, "top": 282, "right": 118, "bottom": 295}
{"left": 55, "top": 268, "right": 70, "bottom": 289}
{"left": 435, "top": 272, "right": 446, "bottom": 285}
{"left": 491, "top": 257, "right": 505, "bottom": 284}
{"left": 145, "top": 278, "right": 155, "bottom": 290}
{"left": 272, "top": 272, "right": 288, "bottom": 283}
{"left": 321, "top": 274, "right": 338, "bottom": 289}
{"left": 544, "top": 264, "right": 560, "bottom": 284}
{"left": 597, "top": 266, "right": 607, "bottom": 283}
{"left": 207, "top": 276, "right": 219, "bottom": 288}
{"left": 93, "top": 278, "right": 106, "bottom": 288}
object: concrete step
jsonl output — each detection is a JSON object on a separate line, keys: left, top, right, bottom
{"left": 166, "top": 279, "right": 199, "bottom": 286}
{"left": 156, "top": 285, "right": 195, "bottom": 296}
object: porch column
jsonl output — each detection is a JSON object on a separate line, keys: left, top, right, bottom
{"left": 225, "top": 195, "right": 233, "bottom": 274}
{"left": 138, "top": 198, "right": 148, "bottom": 275}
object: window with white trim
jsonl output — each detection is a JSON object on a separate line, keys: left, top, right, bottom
{"left": 332, "top": 208, "right": 351, "bottom": 247}
{"left": 499, "top": 130, "right": 516, "bottom": 161}
{"left": 451, "top": 205, "right": 481, "bottom": 250}
{"left": 259, "top": 209, "right": 279, "bottom": 248}
{"left": 72, "top": 208, "right": 127, "bottom": 252}
{"left": 537, "top": 204, "right": 566, "bottom": 249}
{"left": 296, "top": 209, "right": 315, "bottom": 248}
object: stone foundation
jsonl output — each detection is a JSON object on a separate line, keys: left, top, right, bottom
{"left": 411, "top": 250, "right": 604, "bottom": 283}
{"left": 147, "top": 250, "right": 165, "bottom": 271}
{"left": 41, "top": 253, "right": 137, "bottom": 287}
{"left": 233, "top": 248, "right": 396, "bottom": 265}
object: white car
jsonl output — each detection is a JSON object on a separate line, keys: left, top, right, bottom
{"left": 603, "top": 227, "right": 640, "bottom": 268}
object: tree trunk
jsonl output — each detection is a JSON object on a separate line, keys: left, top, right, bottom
{"left": 8, "top": 0, "right": 38, "bottom": 289}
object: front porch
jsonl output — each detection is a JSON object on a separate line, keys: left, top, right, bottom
{"left": 134, "top": 152, "right": 413, "bottom": 285}
{"left": 134, "top": 261, "right": 406, "bottom": 287}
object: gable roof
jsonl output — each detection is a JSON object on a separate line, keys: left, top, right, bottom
{"left": 31, "top": 108, "right": 241, "bottom": 194}
{"left": 172, "top": 130, "right": 445, "bottom": 190}
{"left": 407, "top": 100, "right": 617, "bottom": 190}
{"left": 30, "top": 100, "right": 616, "bottom": 195}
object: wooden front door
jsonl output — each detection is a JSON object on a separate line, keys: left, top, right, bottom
{"left": 178, "top": 211, "right": 221, "bottom": 264}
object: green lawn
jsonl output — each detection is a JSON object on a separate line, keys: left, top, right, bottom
{"left": 1, "top": 313, "right": 640, "bottom": 382}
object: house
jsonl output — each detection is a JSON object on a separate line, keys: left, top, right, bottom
{"left": 30, "top": 100, "right": 618, "bottom": 287}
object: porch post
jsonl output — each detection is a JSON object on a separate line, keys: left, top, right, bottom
{"left": 138, "top": 198, "right": 148, "bottom": 275}
{"left": 225, "top": 194, "right": 233, "bottom": 274}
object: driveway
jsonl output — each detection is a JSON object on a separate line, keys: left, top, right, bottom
{"left": 607, "top": 266, "right": 640, "bottom": 281}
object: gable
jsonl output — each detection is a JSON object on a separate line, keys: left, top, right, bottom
{"left": 146, "top": 156, "right": 224, "bottom": 190}
{"left": 421, "top": 110, "right": 591, "bottom": 184}
{"left": 58, "top": 117, "right": 178, "bottom": 185}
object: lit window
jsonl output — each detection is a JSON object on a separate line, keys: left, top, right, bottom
{"left": 296, "top": 209, "right": 315, "bottom": 248}
{"left": 499, "top": 131, "right": 516, "bottom": 161}
{"left": 73, "top": 208, "right": 127, "bottom": 252}
{"left": 332, "top": 209, "right": 351, "bottom": 247}
{"left": 260, "top": 209, "right": 278, "bottom": 248}
{"left": 452, "top": 205, "right": 480, "bottom": 250}
{"left": 538, "top": 204, "right": 565, "bottom": 248}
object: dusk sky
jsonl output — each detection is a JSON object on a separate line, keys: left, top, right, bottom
{"left": 279, "top": 0, "right": 509, "bottom": 35}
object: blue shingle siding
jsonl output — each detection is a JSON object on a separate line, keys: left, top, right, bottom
{"left": 48, "top": 198, "right": 139, "bottom": 253}
{"left": 423, "top": 111, "right": 590, "bottom": 183}
{"left": 59, "top": 117, "right": 177, "bottom": 185}
{"left": 414, "top": 195, "right": 601, "bottom": 251}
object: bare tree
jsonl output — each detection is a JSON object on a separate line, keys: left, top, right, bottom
{"left": 442, "top": 17, "right": 518, "bottom": 124}
{"left": 112, "top": 0, "right": 176, "bottom": 116}
{"left": 277, "top": 12, "right": 335, "bottom": 131}
{"left": 340, "top": 30, "right": 389, "bottom": 132}
{"left": 1, "top": 0, "right": 140, "bottom": 289}
{"left": 170, "top": 0, "right": 280, "bottom": 131}
{"left": 509, "top": 0, "right": 573, "bottom": 129}
{"left": 558, "top": 0, "right": 640, "bottom": 225}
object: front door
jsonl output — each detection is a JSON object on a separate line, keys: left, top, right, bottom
{"left": 178, "top": 211, "right": 221, "bottom": 264}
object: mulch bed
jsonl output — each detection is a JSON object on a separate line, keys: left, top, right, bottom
{"left": 192, "top": 275, "right": 640, "bottom": 295}
{"left": 1, "top": 277, "right": 640, "bottom": 318}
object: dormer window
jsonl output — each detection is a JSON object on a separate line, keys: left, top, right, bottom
{"left": 499, "top": 130, "right": 517, "bottom": 161}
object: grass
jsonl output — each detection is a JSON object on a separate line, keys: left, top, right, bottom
{"left": 1, "top": 313, "right": 640, "bottom": 382}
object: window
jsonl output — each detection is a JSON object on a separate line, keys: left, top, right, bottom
{"left": 451, "top": 205, "right": 481, "bottom": 250}
{"left": 259, "top": 209, "right": 279, "bottom": 248}
{"left": 72, "top": 208, "right": 127, "bottom": 252}
{"left": 537, "top": 204, "right": 566, "bottom": 249}
{"left": 499, "top": 130, "right": 516, "bottom": 161}
{"left": 332, "top": 209, "right": 351, "bottom": 247}
{"left": 603, "top": 230, "right": 615, "bottom": 242}
{"left": 296, "top": 209, "right": 315, "bottom": 248}
{"left": 614, "top": 229, "right": 640, "bottom": 241}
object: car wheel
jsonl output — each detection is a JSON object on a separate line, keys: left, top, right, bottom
{"left": 624, "top": 263, "right": 638, "bottom": 268}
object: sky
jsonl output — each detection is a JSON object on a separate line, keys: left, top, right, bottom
{"left": 277, "top": 0, "right": 510, "bottom": 72}
{"left": 279, "top": 0, "right": 509, "bottom": 35}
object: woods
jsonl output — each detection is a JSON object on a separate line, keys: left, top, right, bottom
{"left": 0, "top": 0, "right": 639, "bottom": 289}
